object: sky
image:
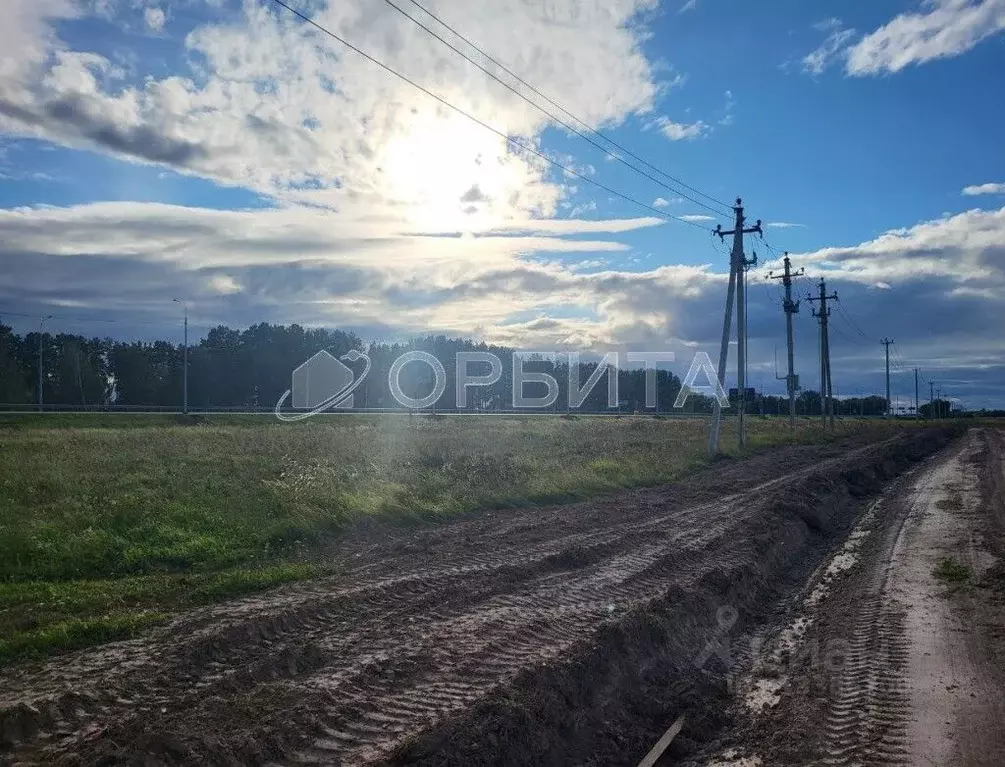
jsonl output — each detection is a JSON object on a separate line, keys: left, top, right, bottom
{"left": 1, "top": 0, "right": 1004, "bottom": 409}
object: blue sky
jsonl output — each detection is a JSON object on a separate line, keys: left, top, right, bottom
{"left": 2, "top": 0, "right": 1004, "bottom": 408}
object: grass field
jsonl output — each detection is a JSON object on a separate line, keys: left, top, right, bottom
{"left": 0, "top": 413, "right": 899, "bottom": 665}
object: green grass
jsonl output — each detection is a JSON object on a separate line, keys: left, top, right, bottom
{"left": 0, "top": 413, "right": 901, "bottom": 665}
{"left": 933, "top": 556, "right": 973, "bottom": 589}
{"left": 0, "top": 563, "right": 324, "bottom": 666}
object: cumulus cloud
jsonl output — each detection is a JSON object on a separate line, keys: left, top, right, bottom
{"left": 962, "top": 182, "right": 1005, "bottom": 196}
{"left": 790, "top": 206, "right": 1005, "bottom": 288}
{"left": 846, "top": 0, "right": 1005, "bottom": 75}
{"left": 0, "top": 0, "right": 663, "bottom": 230}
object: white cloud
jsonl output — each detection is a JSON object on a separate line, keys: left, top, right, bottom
{"left": 0, "top": 0, "right": 663, "bottom": 230}
{"left": 208, "top": 274, "right": 241, "bottom": 295}
{"left": 652, "top": 197, "right": 682, "bottom": 209}
{"left": 767, "top": 221, "right": 806, "bottom": 229}
{"left": 679, "top": 214, "right": 715, "bottom": 222}
{"left": 4, "top": 202, "right": 1005, "bottom": 403}
{"left": 794, "top": 206, "right": 1005, "bottom": 286}
{"left": 568, "top": 200, "right": 598, "bottom": 217}
{"left": 803, "top": 23, "right": 857, "bottom": 74}
{"left": 678, "top": 0, "right": 697, "bottom": 13}
{"left": 812, "top": 18, "right": 843, "bottom": 33}
{"left": 0, "top": 0, "right": 78, "bottom": 83}
{"left": 655, "top": 116, "right": 708, "bottom": 141}
{"left": 718, "top": 89, "right": 736, "bottom": 126}
{"left": 143, "top": 7, "right": 165, "bottom": 32}
{"left": 962, "top": 182, "right": 1005, "bottom": 196}
{"left": 0, "top": 201, "right": 720, "bottom": 350}
{"left": 846, "top": 0, "right": 1005, "bottom": 76}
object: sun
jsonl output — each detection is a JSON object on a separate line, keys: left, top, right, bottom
{"left": 378, "top": 110, "right": 544, "bottom": 232}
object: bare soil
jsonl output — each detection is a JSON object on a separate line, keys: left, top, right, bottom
{"left": 701, "top": 427, "right": 1005, "bottom": 767}
{"left": 0, "top": 428, "right": 961, "bottom": 766}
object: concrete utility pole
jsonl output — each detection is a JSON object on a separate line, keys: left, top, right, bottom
{"left": 769, "top": 253, "right": 804, "bottom": 430}
{"left": 709, "top": 198, "right": 762, "bottom": 455}
{"left": 808, "top": 279, "right": 838, "bottom": 431}
{"left": 173, "top": 298, "right": 189, "bottom": 415}
{"left": 37, "top": 314, "right": 53, "bottom": 412}
{"left": 914, "top": 368, "right": 920, "bottom": 419}
{"left": 881, "top": 338, "right": 893, "bottom": 418}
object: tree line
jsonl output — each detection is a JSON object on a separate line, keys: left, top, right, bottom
{"left": 0, "top": 323, "right": 687, "bottom": 412}
{"left": 0, "top": 322, "right": 911, "bottom": 415}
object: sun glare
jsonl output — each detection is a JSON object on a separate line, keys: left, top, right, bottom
{"left": 379, "top": 112, "right": 536, "bottom": 233}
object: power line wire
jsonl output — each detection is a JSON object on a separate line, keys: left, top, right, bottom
{"left": 393, "top": 0, "right": 734, "bottom": 216}
{"left": 1, "top": 311, "right": 172, "bottom": 325}
{"left": 268, "top": 0, "right": 716, "bottom": 231}
{"left": 834, "top": 299, "right": 875, "bottom": 344}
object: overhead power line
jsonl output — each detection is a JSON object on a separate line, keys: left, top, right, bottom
{"left": 1, "top": 310, "right": 171, "bottom": 325}
{"left": 834, "top": 299, "right": 875, "bottom": 344}
{"left": 267, "top": 0, "right": 715, "bottom": 231}
{"left": 386, "top": 0, "right": 733, "bottom": 216}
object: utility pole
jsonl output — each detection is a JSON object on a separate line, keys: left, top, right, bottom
{"left": 37, "top": 314, "right": 53, "bottom": 413}
{"left": 808, "top": 279, "right": 838, "bottom": 431}
{"left": 914, "top": 368, "right": 920, "bottom": 419}
{"left": 709, "top": 198, "right": 762, "bottom": 455}
{"left": 929, "top": 381, "right": 935, "bottom": 419}
{"left": 769, "top": 253, "right": 803, "bottom": 430}
{"left": 881, "top": 338, "right": 893, "bottom": 418}
{"left": 936, "top": 387, "right": 942, "bottom": 419}
{"left": 173, "top": 298, "right": 189, "bottom": 414}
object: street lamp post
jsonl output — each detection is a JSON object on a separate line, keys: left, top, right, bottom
{"left": 38, "top": 314, "right": 53, "bottom": 412}
{"left": 173, "top": 299, "right": 188, "bottom": 414}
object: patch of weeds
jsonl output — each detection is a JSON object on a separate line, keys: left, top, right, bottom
{"left": 933, "top": 556, "right": 972, "bottom": 591}
{"left": 936, "top": 494, "right": 964, "bottom": 511}
{"left": 0, "top": 562, "right": 327, "bottom": 668}
{"left": 0, "top": 611, "right": 169, "bottom": 667}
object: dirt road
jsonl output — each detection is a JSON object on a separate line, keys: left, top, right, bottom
{"left": 0, "top": 428, "right": 961, "bottom": 765}
{"left": 706, "top": 427, "right": 1005, "bottom": 767}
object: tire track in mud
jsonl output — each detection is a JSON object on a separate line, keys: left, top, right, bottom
{"left": 820, "top": 595, "right": 911, "bottom": 766}
{"left": 702, "top": 427, "right": 1003, "bottom": 767}
{"left": 0, "top": 434, "right": 937, "bottom": 765}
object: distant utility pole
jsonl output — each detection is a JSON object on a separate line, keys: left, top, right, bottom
{"left": 936, "top": 387, "right": 942, "bottom": 419}
{"left": 914, "top": 368, "right": 920, "bottom": 419}
{"left": 173, "top": 298, "right": 189, "bottom": 415}
{"left": 709, "top": 198, "right": 762, "bottom": 455}
{"left": 769, "top": 253, "right": 804, "bottom": 430}
{"left": 808, "top": 279, "right": 838, "bottom": 431}
{"left": 929, "top": 381, "right": 935, "bottom": 419}
{"left": 37, "top": 314, "right": 53, "bottom": 413}
{"left": 881, "top": 338, "right": 893, "bottom": 418}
